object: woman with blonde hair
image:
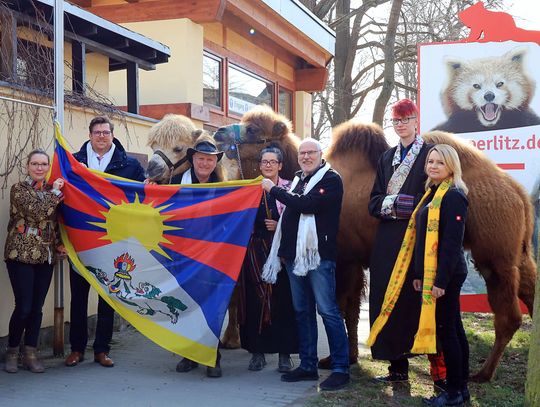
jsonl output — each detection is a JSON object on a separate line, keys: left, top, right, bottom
{"left": 413, "top": 144, "right": 470, "bottom": 406}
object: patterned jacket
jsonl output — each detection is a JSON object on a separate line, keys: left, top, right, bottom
{"left": 4, "top": 179, "right": 63, "bottom": 264}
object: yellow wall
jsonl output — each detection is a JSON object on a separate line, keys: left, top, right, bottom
{"left": 109, "top": 19, "right": 204, "bottom": 107}
{"left": 294, "top": 91, "right": 312, "bottom": 138}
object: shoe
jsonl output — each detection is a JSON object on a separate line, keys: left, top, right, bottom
{"left": 423, "top": 391, "right": 464, "bottom": 406}
{"left": 65, "top": 351, "right": 84, "bottom": 367}
{"left": 206, "top": 358, "right": 222, "bottom": 378}
{"left": 94, "top": 352, "right": 114, "bottom": 367}
{"left": 22, "top": 346, "right": 44, "bottom": 373}
{"left": 281, "top": 367, "right": 319, "bottom": 382}
{"left": 374, "top": 371, "right": 409, "bottom": 383}
{"left": 176, "top": 357, "right": 199, "bottom": 373}
{"left": 434, "top": 379, "right": 447, "bottom": 393}
{"left": 319, "top": 372, "right": 350, "bottom": 391}
{"left": 4, "top": 347, "right": 19, "bottom": 373}
{"left": 278, "top": 353, "right": 293, "bottom": 373}
{"left": 248, "top": 353, "right": 266, "bottom": 371}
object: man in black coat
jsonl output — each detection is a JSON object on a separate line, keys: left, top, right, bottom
{"left": 65, "top": 116, "right": 145, "bottom": 368}
{"left": 262, "top": 138, "right": 349, "bottom": 391}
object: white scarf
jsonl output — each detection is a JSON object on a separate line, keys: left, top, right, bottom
{"left": 262, "top": 162, "right": 331, "bottom": 284}
{"left": 180, "top": 169, "right": 192, "bottom": 184}
{"left": 86, "top": 142, "right": 115, "bottom": 171}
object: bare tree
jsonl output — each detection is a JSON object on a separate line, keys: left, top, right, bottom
{"left": 307, "top": 0, "right": 504, "bottom": 138}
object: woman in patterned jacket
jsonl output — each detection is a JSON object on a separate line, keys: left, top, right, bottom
{"left": 4, "top": 149, "right": 66, "bottom": 373}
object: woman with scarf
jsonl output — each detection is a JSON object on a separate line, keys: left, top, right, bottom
{"left": 368, "top": 99, "right": 446, "bottom": 386}
{"left": 239, "top": 145, "right": 298, "bottom": 372}
{"left": 4, "top": 149, "right": 66, "bottom": 373}
{"left": 413, "top": 145, "right": 469, "bottom": 406}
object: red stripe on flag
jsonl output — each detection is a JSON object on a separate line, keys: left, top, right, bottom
{"left": 63, "top": 184, "right": 109, "bottom": 217}
{"left": 142, "top": 183, "right": 180, "bottom": 207}
{"left": 460, "top": 294, "right": 528, "bottom": 314}
{"left": 497, "top": 163, "right": 525, "bottom": 170}
{"left": 163, "top": 235, "right": 247, "bottom": 281}
{"left": 63, "top": 225, "right": 110, "bottom": 252}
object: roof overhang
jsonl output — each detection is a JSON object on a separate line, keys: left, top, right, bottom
{"left": 67, "top": 0, "right": 334, "bottom": 68}
{"left": 4, "top": 0, "right": 170, "bottom": 71}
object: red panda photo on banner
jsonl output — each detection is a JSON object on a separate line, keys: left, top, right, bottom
{"left": 432, "top": 46, "right": 540, "bottom": 133}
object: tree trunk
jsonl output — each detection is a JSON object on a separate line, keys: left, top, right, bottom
{"left": 525, "top": 246, "right": 540, "bottom": 406}
{"left": 372, "top": 0, "right": 403, "bottom": 125}
{"left": 333, "top": 0, "right": 352, "bottom": 126}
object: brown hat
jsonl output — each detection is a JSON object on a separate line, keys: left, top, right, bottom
{"left": 186, "top": 140, "right": 224, "bottom": 162}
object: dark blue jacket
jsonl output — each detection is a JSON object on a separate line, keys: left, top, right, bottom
{"left": 414, "top": 186, "right": 468, "bottom": 289}
{"left": 73, "top": 139, "right": 145, "bottom": 182}
{"left": 270, "top": 162, "right": 343, "bottom": 262}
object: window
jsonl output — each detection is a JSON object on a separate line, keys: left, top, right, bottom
{"left": 228, "top": 64, "right": 273, "bottom": 116}
{"left": 203, "top": 53, "right": 222, "bottom": 108}
{"left": 278, "top": 87, "right": 292, "bottom": 119}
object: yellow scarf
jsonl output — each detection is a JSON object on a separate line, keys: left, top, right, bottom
{"left": 367, "top": 178, "right": 453, "bottom": 354}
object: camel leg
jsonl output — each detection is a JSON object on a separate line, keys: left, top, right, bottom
{"left": 518, "top": 254, "right": 537, "bottom": 315}
{"left": 471, "top": 266, "right": 522, "bottom": 382}
{"left": 221, "top": 286, "right": 241, "bottom": 349}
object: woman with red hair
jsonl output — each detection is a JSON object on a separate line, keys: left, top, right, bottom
{"left": 368, "top": 99, "right": 446, "bottom": 387}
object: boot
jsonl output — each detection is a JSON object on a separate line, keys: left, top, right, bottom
{"left": 4, "top": 347, "right": 19, "bottom": 373}
{"left": 23, "top": 346, "right": 45, "bottom": 373}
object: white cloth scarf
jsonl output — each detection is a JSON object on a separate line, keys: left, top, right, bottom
{"left": 262, "top": 162, "right": 331, "bottom": 284}
{"left": 180, "top": 169, "right": 192, "bottom": 184}
{"left": 86, "top": 142, "right": 115, "bottom": 171}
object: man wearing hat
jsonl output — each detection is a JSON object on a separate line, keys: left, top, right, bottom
{"left": 174, "top": 136, "right": 225, "bottom": 377}
{"left": 170, "top": 138, "right": 224, "bottom": 185}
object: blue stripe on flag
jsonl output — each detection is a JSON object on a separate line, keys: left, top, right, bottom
{"left": 155, "top": 248, "right": 236, "bottom": 339}
{"left": 164, "top": 208, "right": 256, "bottom": 246}
{"left": 62, "top": 204, "right": 107, "bottom": 231}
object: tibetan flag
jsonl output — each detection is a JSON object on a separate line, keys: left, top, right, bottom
{"left": 49, "top": 123, "right": 262, "bottom": 366}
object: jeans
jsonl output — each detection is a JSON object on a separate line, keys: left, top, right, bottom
{"left": 69, "top": 266, "right": 114, "bottom": 354}
{"left": 285, "top": 259, "right": 349, "bottom": 373}
{"left": 436, "top": 273, "right": 469, "bottom": 395}
{"left": 6, "top": 261, "right": 54, "bottom": 347}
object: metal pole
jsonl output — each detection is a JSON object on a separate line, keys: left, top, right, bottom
{"left": 53, "top": 0, "right": 65, "bottom": 357}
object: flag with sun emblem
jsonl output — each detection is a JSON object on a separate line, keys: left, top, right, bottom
{"left": 50, "top": 124, "right": 262, "bottom": 366}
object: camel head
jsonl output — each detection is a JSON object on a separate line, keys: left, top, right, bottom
{"left": 214, "top": 105, "right": 299, "bottom": 180}
{"left": 146, "top": 114, "right": 202, "bottom": 183}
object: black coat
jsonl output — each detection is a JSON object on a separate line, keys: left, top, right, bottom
{"left": 368, "top": 143, "right": 431, "bottom": 360}
{"left": 74, "top": 139, "right": 145, "bottom": 181}
{"left": 270, "top": 163, "right": 343, "bottom": 262}
{"left": 414, "top": 186, "right": 468, "bottom": 289}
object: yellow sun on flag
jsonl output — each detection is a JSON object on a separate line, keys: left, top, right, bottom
{"left": 89, "top": 194, "right": 178, "bottom": 258}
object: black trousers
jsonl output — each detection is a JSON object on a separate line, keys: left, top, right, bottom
{"left": 69, "top": 266, "right": 114, "bottom": 354}
{"left": 436, "top": 273, "right": 469, "bottom": 394}
{"left": 6, "top": 261, "right": 54, "bottom": 348}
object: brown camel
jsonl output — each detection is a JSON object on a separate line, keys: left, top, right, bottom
{"left": 213, "top": 106, "right": 300, "bottom": 348}
{"left": 212, "top": 114, "right": 536, "bottom": 382}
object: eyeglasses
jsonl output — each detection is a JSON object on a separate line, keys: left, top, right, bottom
{"left": 298, "top": 150, "right": 320, "bottom": 157}
{"left": 260, "top": 159, "right": 280, "bottom": 166}
{"left": 91, "top": 130, "right": 112, "bottom": 137}
{"left": 391, "top": 117, "right": 416, "bottom": 125}
{"left": 29, "top": 162, "right": 49, "bottom": 168}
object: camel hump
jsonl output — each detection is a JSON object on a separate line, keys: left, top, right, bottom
{"left": 326, "top": 120, "right": 389, "bottom": 170}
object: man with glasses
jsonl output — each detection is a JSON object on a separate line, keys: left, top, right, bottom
{"left": 261, "top": 138, "right": 349, "bottom": 391}
{"left": 65, "top": 116, "right": 145, "bottom": 369}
